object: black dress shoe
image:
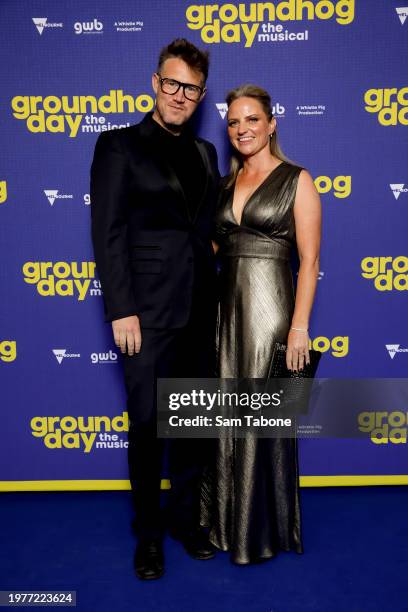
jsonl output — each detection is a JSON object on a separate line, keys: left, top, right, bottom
{"left": 134, "top": 540, "right": 164, "bottom": 580}
{"left": 172, "top": 528, "right": 216, "bottom": 560}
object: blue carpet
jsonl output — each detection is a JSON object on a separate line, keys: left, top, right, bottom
{"left": 1, "top": 487, "right": 407, "bottom": 612}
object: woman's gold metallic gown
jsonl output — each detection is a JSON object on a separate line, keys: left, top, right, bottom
{"left": 202, "top": 161, "right": 304, "bottom": 564}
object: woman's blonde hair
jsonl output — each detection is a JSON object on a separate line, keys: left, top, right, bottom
{"left": 225, "top": 83, "right": 288, "bottom": 188}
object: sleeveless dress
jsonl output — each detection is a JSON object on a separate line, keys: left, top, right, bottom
{"left": 202, "top": 161, "right": 304, "bottom": 564}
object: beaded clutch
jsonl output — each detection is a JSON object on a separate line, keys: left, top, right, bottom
{"left": 266, "top": 342, "right": 322, "bottom": 414}
{"left": 268, "top": 342, "right": 322, "bottom": 379}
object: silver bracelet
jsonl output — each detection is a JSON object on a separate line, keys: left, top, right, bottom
{"left": 290, "top": 326, "right": 309, "bottom": 332}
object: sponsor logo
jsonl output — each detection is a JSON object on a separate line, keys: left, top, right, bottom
{"left": 364, "top": 87, "right": 408, "bottom": 126}
{"left": 216, "top": 103, "right": 228, "bottom": 119}
{"left": 44, "top": 189, "right": 73, "bottom": 206}
{"left": 396, "top": 7, "right": 408, "bottom": 25}
{"left": 314, "top": 175, "right": 351, "bottom": 198}
{"left": 30, "top": 412, "right": 129, "bottom": 453}
{"left": 23, "top": 261, "right": 101, "bottom": 300}
{"left": 389, "top": 183, "right": 408, "bottom": 200}
{"left": 114, "top": 20, "right": 144, "bottom": 32}
{"left": 0, "top": 340, "right": 17, "bottom": 363}
{"left": 216, "top": 101, "right": 285, "bottom": 118}
{"left": 0, "top": 180, "right": 7, "bottom": 204}
{"left": 91, "top": 350, "right": 118, "bottom": 364}
{"left": 11, "top": 90, "right": 154, "bottom": 137}
{"left": 52, "top": 349, "right": 81, "bottom": 364}
{"left": 358, "top": 411, "right": 408, "bottom": 444}
{"left": 310, "top": 336, "right": 349, "bottom": 357}
{"left": 361, "top": 256, "right": 408, "bottom": 291}
{"left": 74, "top": 19, "right": 103, "bottom": 34}
{"left": 186, "top": 1, "right": 355, "bottom": 48}
{"left": 32, "top": 17, "right": 63, "bottom": 35}
{"left": 385, "top": 344, "right": 408, "bottom": 360}
{"left": 272, "top": 102, "right": 285, "bottom": 117}
{"left": 296, "top": 104, "right": 326, "bottom": 116}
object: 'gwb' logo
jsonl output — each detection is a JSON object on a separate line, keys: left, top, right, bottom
{"left": 385, "top": 344, "right": 408, "bottom": 360}
{"left": 389, "top": 184, "right": 408, "bottom": 200}
{"left": 272, "top": 103, "right": 285, "bottom": 117}
{"left": 32, "top": 17, "right": 63, "bottom": 35}
{"left": 396, "top": 7, "right": 408, "bottom": 25}
{"left": 74, "top": 19, "right": 103, "bottom": 34}
{"left": 52, "top": 349, "right": 81, "bottom": 364}
{"left": 44, "top": 190, "right": 74, "bottom": 206}
{"left": 216, "top": 103, "right": 228, "bottom": 119}
{"left": 91, "top": 350, "right": 118, "bottom": 364}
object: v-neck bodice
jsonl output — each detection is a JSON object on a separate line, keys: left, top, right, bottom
{"left": 230, "top": 162, "right": 285, "bottom": 226}
{"left": 215, "top": 161, "right": 302, "bottom": 250}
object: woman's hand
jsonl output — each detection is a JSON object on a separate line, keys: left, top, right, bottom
{"left": 286, "top": 327, "right": 310, "bottom": 372}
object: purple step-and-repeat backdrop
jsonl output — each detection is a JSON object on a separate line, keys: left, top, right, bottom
{"left": 1, "top": 0, "right": 407, "bottom": 488}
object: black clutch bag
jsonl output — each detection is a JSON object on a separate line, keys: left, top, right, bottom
{"left": 266, "top": 342, "right": 322, "bottom": 414}
{"left": 268, "top": 342, "right": 321, "bottom": 379}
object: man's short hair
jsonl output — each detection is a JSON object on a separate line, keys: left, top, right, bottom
{"left": 157, "top": 38, "right": 209, "bottom": 83}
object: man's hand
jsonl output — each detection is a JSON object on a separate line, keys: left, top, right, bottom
{"left": 112, "top": 315, "right": 142, "bottom": 356}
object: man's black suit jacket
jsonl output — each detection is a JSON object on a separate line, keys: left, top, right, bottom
{"left": 90, "top": 113, "right": 220, "bottom": 329}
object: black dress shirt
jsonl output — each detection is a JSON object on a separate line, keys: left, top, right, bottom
{"left": 148, "top": 114, "right": 206, "bottom": 221}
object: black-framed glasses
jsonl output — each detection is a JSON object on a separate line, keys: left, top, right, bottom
{"left": 156, "top": 74, "right": 204, "bottom": 102}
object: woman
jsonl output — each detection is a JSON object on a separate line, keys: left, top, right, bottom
{"left": 203, "top": 84, "right": 321, "bottom": 564}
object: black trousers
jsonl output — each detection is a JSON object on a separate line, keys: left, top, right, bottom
{"left": 122, "top": 302, "right": 216, "bottom": 542}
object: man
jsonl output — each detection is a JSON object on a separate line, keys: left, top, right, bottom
{"left": 90, "top": 39, "right": 219, "bottom": 580}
